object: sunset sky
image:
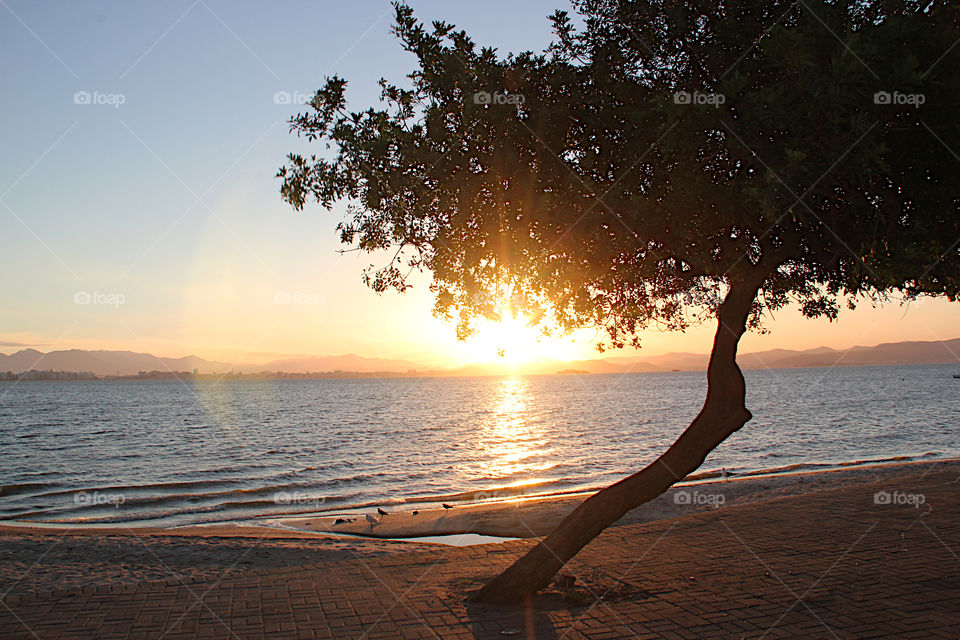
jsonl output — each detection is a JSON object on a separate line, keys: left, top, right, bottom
{"left": 2, "top": 0, "right": 958, "bottom": 369}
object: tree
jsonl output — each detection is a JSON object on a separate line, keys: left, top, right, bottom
{"left": 279, "top": 0, "right": 960, "bottom": 603}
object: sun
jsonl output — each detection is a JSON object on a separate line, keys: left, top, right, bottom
{"left": 461, "top": 312, "right": 582, "bottom": 366}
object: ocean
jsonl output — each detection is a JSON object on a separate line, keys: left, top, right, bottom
{"left": 1, "top": 364, "right": 958, "bottom": 528}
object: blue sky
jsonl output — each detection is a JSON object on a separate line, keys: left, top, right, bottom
{"left": 2, "top": 0, "right": 958, "bottom": 366}
{"left": 0, "top": 0, "right": 569, "bottom": 364}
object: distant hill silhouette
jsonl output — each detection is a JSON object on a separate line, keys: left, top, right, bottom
{"left": 607, "top": 339, "right": 960, "bottom": 372}
{"left": 0, "top": 349, "right": 422, "bottom": 377}
{"left": 0, "top": 349, "right": 232, "bottom": 376}
{"left": 259, "top": 354, "right": 422, "bottom": 373}
{"left": 1, "top": 338, "right": 958, "bottom": 377}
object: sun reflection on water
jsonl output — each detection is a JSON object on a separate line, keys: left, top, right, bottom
{"left": 478, "top": 378, "right": 555, "bottom": 483}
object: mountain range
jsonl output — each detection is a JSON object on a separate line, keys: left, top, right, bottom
{"left": 0, "top": 349, "right": 422, "bottom": 377}
{"left": 1, "top": 337, "right": 958, "bottom": 377}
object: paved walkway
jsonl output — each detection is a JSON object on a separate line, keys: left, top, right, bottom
{"left": 2, "top": 467, "right": 959, "bottom": 639}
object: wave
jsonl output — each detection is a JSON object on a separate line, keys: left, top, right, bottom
{"left": 0, "top": 470, "right": 392, "bottom": 505}
{"left": 0, "top": 482, "right": 59, "bottom": 498}
{"left": 728, "top": 452, "right": 940, "bottom": 479}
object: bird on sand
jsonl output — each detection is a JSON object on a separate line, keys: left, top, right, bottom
{"left": 377, "top": 507, "right": 389, "bottom": 516}
{"left": 365, "top": 513, "right": 380, "bottom": 528}
{"left": 412, "top": 510, "right": 419, "bottom": 516}
{"left": 442, "top": 503, "right": 453, "bottom": 509}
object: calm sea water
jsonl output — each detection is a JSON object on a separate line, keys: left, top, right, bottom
{"left": 1, "top": 364, "right": 958, "bottom": 527}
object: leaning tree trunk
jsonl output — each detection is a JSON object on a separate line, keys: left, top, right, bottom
{"left": 471, "top": 273, "right": 766, "bottom": 604}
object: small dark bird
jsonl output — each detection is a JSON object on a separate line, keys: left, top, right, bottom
{"left": 412, "top": 510, "right": 419, "bottom": 516}
{"left": 377, "top": 507, "right": 389, "bottom": 516}
{"left": 442, "top": 503, "right": 453, "bottom": 509}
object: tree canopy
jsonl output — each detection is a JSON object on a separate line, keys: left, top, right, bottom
{"left": 279, "top": 0, "right": 959, "bottom": 349}
{"left": 279, "top": 0, "right": 960, "bottom": 602}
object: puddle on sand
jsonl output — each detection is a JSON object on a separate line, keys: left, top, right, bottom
{"left": 251, "top": 519, "right": 520, "bottom": 546}
{"left": 389, "top": 533, "right": 518, "bottom": 546}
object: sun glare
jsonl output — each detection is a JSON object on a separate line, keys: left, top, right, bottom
{"left": 463, "top": 313, "right": 581, "bottom": 367}
{"left": 477, "top": 378, "right": 553, "bottom": 481}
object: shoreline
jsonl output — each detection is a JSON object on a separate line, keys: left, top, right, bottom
{"left": 256, "top": 455, "right": 958, "bottom": 539}
{"left": 2, "top": 451, "right": 950, "bottom": 530}
{"left": 3, "top": 456, "right": 955, "bottom": 541}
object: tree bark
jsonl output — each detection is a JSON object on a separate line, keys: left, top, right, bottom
{"left": 470, "top": 273, "right": 766, "bottom": 604}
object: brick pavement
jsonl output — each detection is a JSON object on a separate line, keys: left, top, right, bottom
{"left": 1, "top": 467, "right": 958, "bottom": 639}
